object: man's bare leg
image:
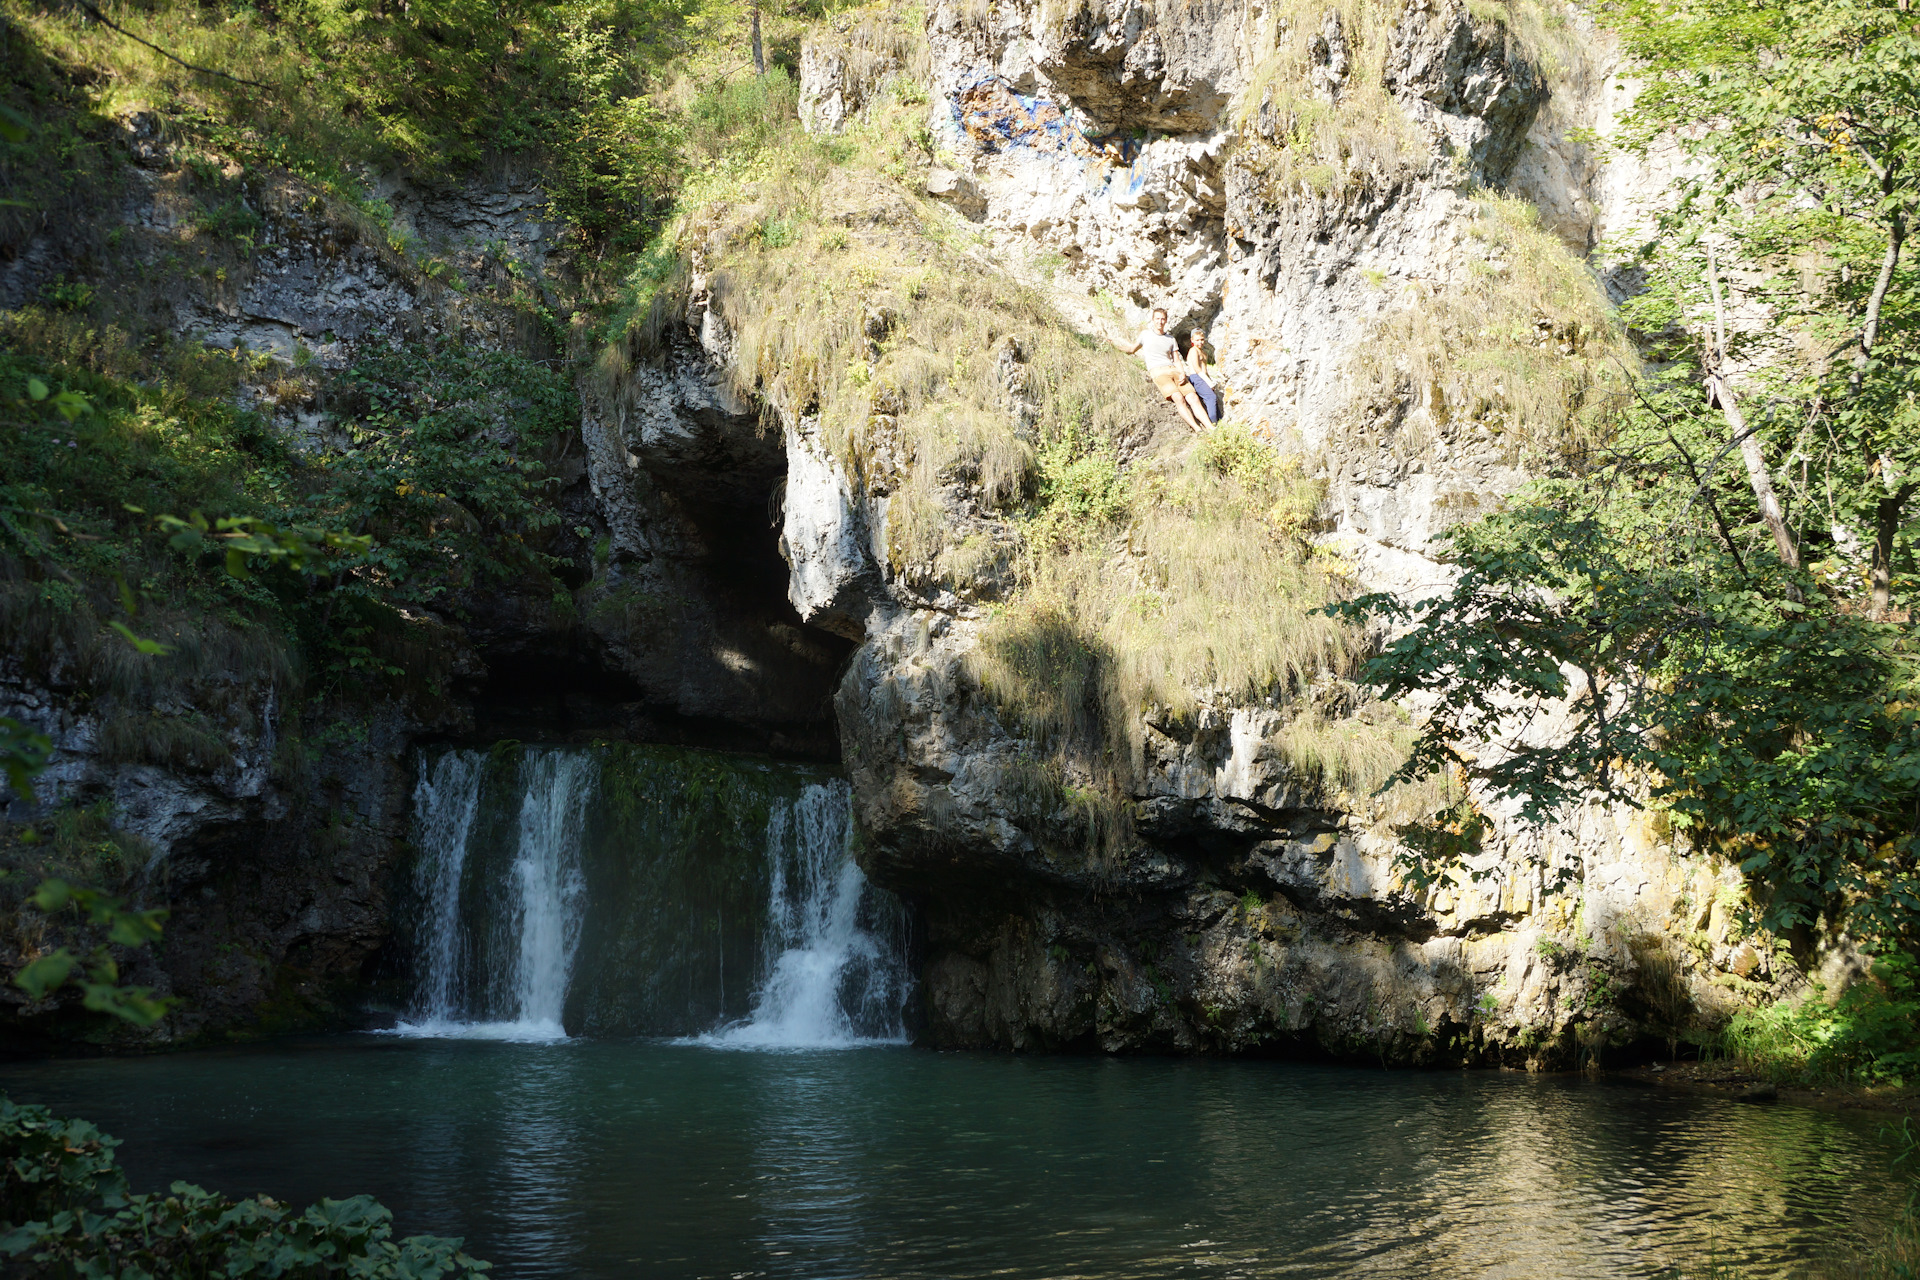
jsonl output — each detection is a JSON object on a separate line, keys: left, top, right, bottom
{"left": 1180, "top": 388, "right": 1211, "bottom": 429}
{"left": 1169, "top": 393, "right": 1205, "bottom": 433}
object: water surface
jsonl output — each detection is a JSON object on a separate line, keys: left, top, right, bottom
{"left": 0, "top": 1040, "right": 1899, "bottom": 1279}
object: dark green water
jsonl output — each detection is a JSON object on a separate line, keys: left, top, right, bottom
{"left": 0, "top": 1039, "right": 1898, "bottom": 1279}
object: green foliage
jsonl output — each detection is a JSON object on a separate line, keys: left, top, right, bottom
{"left": 8, "top": 0, "right": 695, "bottom": 249}
{"left": 0, "top": 319, "right": 292, "bottom": 605}
{"left": 12, "top": 879, "right": 169, "bottom": 1027}
{"left": 300, "top": 341, "right": 578, "bottom": 615}
{"left": 1026, "top": 415, "right": 1129, "bottom": 549}
{"left": 1724, "top": 952, "right": 1920, "bottom": 1086}
{"left": 0, "top": 318, "right": 575, "bottom": 700}
{"left": 144, "top": 511, "right": 370, "bottom": 582}
{"left": 1330, "top": 486, "right": 1920, "bottom": 938}
{"left": 0, "top": 719, "right": 51, "bottom": 804}
{"left": 538, "top": 4, "right": 690, "bottom": 252}
{"left": 1615, "top": 0, "right": 1920, "bottom": 615}
{"left": 686, "top": 68, "right": 801, "bottom": 160}
{"left": 1616, "top": 0, "right": 1918, "bottom": 235}
{"left": 0, "top": 1095, "right": 490, "bottom": 1277}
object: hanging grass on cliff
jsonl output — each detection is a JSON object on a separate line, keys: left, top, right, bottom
{"left": 593, "top": 40, "right": 1428, "bottom": 831}
{"left": 1232, "top": 0, "right": 1579, "bottom": 197}
{"left": 1342, "top": 194, "right": 1634, "bottom": 462}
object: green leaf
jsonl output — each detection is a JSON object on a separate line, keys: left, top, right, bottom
{"left": 29, "top": 879, "right": 72, "bottom": 913}
{"left": 108, "top": 621, "right": 173, "bottom": 657}
{"left": 106, "top": 909, "right": 166, "bottom": 948}
{"left": 14, "top": 951, "right": 78, "bottom": 1000}
{"left": 0, "top": 104, "right": 29, "bottom": 145}
{"left": 48, "top": 389, "right": 91, "bottom": 422}
{"left": 78, "top": 981, "right": 170, "bottom": 1027}
{"left": 0, "top": 716, "right": 52, "bottom": 802}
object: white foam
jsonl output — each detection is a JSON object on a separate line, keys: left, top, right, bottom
{"left": 384, "top": 1018, "right": 570, "bottom": 1044}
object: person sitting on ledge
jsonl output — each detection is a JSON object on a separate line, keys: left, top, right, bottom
{"left": 1185, "top": 326, "right": 1223, "bottom": 424}
{"left": 1110, "top": 307, "right": 1209, "bottom": 434}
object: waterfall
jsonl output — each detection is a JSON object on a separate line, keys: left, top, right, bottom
{"left": 702, "top": 781, "right": 911, "bottom": 1050}
{"left": 397, "top": 745, "right": 911, "bottom": 1046}
{"left": 398, "top": 748, "right": 597, "bottom": 1041}
{"left": 497, "top": 750, "right": 597, "bottom": 1036}
{"left": 410, "top": 751, "right": 485, "bottom": 1023}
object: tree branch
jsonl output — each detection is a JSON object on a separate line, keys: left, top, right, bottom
{"left": 1857, "top": 203, "right": 1905, "bottom": 370}
{"left": 1667, "top": 429, "right": 1753, "bottom": 581}
{"left": 74, "top": 0, "right": 274, "bottom": 92}
{"left": 1706, "top": 242, "right": 1801, "bottom": 570}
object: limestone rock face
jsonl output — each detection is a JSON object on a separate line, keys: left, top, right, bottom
{"left": 783, "top": 0, "right": 1830, "bottom": 1064}
{"left": 925, "top": 0, "right": 1246, "bottom": 134}
{"left": 0, "top": 657, "right": 467, "bottom": 1045}
{"left": 572, "top": 333, "right": 853, "bottom": 747}
{"left": 1383, "top": 0, "right": 1544, "bottom": 183}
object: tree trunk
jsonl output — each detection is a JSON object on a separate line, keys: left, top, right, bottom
{"left": 1706, "top": 246, "right": 1800, "bottom": 570}
{"left": 1870, "top": 483, "right": 1916, "bottom": 621}
{"left": 1858, "top": 194, "right": 1907, "bottom": 619}
{"left": 1858, "top": 210, "right": 1905, "bottom": 366}
{"left": 1709, "top": 373, "right": 1802, "bottom": 569}
{"left": 751, "top": 3, "right": 765, "bottom": 76}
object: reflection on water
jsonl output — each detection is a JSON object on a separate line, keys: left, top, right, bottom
{"left": 0, "top": 1040, "right": 1899, "bottom": 1280}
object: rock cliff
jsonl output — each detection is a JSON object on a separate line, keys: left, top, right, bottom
{"left": 773, "top": 0, "right": 1839, "bottom": 1063}
{"left": 0, "top": 0, "right": 1839, "bottom": 1063}
{"left": 0, "top": 130, "right": 852, "bottom": 1044}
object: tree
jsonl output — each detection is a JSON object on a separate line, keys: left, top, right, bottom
{"left": 1332, "top": 0, "right": 1920, "bottom": 944}
{"left": 1616, "top": 0, "right": 1920, "bottom": 614}
{"left": 1330, "top": 469, "right": 1920, "bottom": 942}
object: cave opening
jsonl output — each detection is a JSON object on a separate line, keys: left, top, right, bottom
{"left": 458, "top": 454, "right": 857, "bottom": 761}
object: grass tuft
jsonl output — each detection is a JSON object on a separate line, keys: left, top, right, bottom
{"left": 1342, "top": 194, "right": 1634, "bottom": 462}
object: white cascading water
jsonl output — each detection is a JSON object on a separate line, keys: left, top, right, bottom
{"left": 408, "top": 751, "right": 485, "bottom": 1023}
{"left": 399, "top": 748, "right": 597, "bottom": 1042}
{"left": 703, "top": 780, "right": 911, "bottom": 1050}
{"left": 496, "top": 749, "right": 597, "bottom": 1037}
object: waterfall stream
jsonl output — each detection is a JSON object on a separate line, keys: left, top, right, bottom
{"left": 402, "top": 748, "right": 596, "bottom": 1041}
{"left": 398, "top": 744, "right": 910, "bottom": 1047}
{"left": 701, "top": 781, "right": 910, "bottom": 1049}
{"left": 409, "top": 751, "right": 483, "bottom": 1026}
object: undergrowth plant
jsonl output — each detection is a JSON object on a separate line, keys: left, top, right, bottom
{"left": 1722, "top": 952, "right": 1920, "bottom": 1087}
{"left": 0, "top": 1095, "right": 490, "bottom": 1277}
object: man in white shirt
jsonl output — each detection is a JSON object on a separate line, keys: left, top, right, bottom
{"left": 1110, "top": 307, "right": 1209, "bottom": 433}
